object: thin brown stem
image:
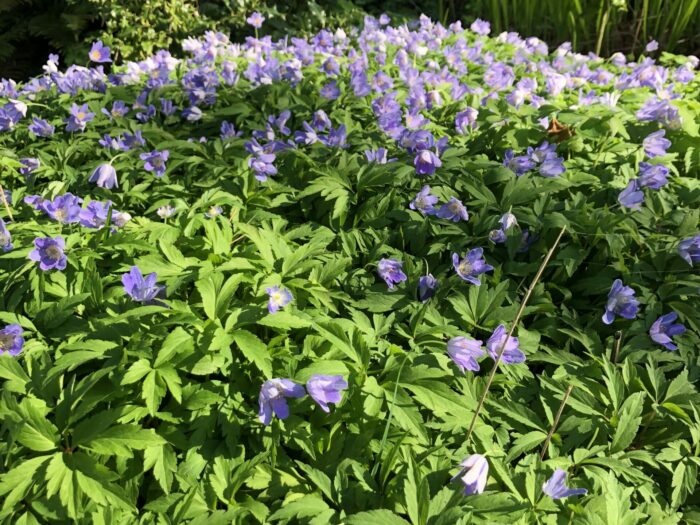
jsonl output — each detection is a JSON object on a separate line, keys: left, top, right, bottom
{"left": 466, "top": 227, "right": 567, "bottom": 443}
{"left": 540, "top": 385, "right": 574, "bottom": 460}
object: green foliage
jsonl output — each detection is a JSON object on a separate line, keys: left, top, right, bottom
{"left": 0, "top": 11, "right": 699, "bottom": 525}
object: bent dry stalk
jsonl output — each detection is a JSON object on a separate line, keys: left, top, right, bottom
{"left": 540, "top": 384, "right": 575, "bottom": 460}
{"left": 466, "top": 226, "right": 567, "bottom": 443}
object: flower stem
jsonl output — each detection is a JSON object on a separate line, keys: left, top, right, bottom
{"left": 466, "top": 226, "right": 566, "bottom": 443}
{"left": 612, "top": 330, "right": 623, "bottom": 363}
{"left": 540, "top": 384, "right": 574, "bottom": 460}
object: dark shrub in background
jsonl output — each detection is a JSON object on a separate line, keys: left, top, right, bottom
{"left": 1, "top": 0, "right": 699, "bottom": 80}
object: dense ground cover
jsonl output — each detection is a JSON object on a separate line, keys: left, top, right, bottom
{"left": 0, "top": 12, "right": 700, "bottom": 524}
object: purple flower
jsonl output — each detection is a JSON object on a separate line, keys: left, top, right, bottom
{"left": 365, "top": 148, "right": 396, "bottom": 164}
{"left": 0, "top": 324, "right": 24, "bottom": 356}
{"left": 99, "top": 133, "right": 119, "bottom": 149}
{"left": 503, "top": 150, "right": 535, "bottom": 176}
{"left": 636, "top": 97, "right": 681, "bottom": 128}
{"left": 247, "top": 11, "right": 265, "bottom": 28}
{"left": 136, "top": 105, "right": 156, "bottom": 123}
{"left": 452, "top": 249, "right": 493, "bottom": 286}
{"left": 271, "top": 110, "right": 292, "bottom": 135}
{"left": 470, "top": 19, "right": 491, "bottom": 36}
{"left": 528, "top": 142, "right": 566, "bottom": 177}
{"left": 19, "top": 158, "right": 40, "bottom": 176}
{"left": 678, "top": 234, "right": 700, "bottom": 265}
{"left": 118, "top": 130, "right": 145, "bottom": 151}
{"left": 0, "top": 218, "right": 12, "bottom": 252}
{"left": 24, "top": 195, "right": 46, "bottom": 210}
{"left": 294, "top": 122, "right": 320, "bottom": 145}
{"left": 447, "top": 337, "right": 485, "bottom": 372}
{"left": 539, "top": 155, "right": 566, "bottom": 177}
{"left": 325, "top": 125, "right": 347, "bottom": 148}
{"left": 29, "top": 236, "right": 67, "bottom": 271}
{"left": 618, "top": 180, "right": 645, "bottom": 209}
{"left": 499, "top": 212, "right": 518, "bottom": 231}
{"left": 377, "top": 258, "right": 407, "bottom": 289}
{"left": 490, "top": 213, "right": 518, "bottom": 244}
{"left": 122, "top": 266, "right": 164, "bottom": 304}
{"left": 102, "top": 100, "right": 129, "bottom": 119}
{"left": 182, "top": 106, "right": 202, "bottom": 122}
{"left": 486, "top": 324, "right": 526, "bottom": 364}
{"left": 602, "top": 279, "right": 639, "bottom": 324}
{"left": 89, "top": 164, "right": 118, "bottom": 189}
{"left": 489, "top": 229, "right": 507, "bottom": 244}
{"left": 221, "top": 121, "right": 242, "bottom": 140}
{"left": 484, "top": 63, "right": 515, "bottom": 90}
{"left": 451, "top": 454, "right": 488, "bottom": 495}
{"left": 320, "top": 81, "right": 341, "bottom": 100}
{"left": 638, "top": 162, "right": 669, "bottom": 189}
{"left": 28, "top": 117, "right": 54, "bottom": 137}
{"left": 649, "top": 312, "right": 686, "bottom": 351}
{"left": 88, "top": 41, "right": 111, "bottom": 63}
{"left": 266, "top": 285, "right": 293, "bottom": 313}
{"left": 79, "top": 200, "right": 112, "bottom": 229}
{"left": 248, "top": 153, "right": 277, "bottom": 182}
{"left": 643, "top": 130, "right": 671, "bottom": 158}
{"left": 156, "top": 99, "right": 175, "bottom": 117}
{"left": 140, "top": 150, "right": 169, "bottom": 177}
{"left": 258, "top": 378, "right": 306, "bottom": 425}
{"left": 306, "top": 374, "right": 348, "bottom": 413}
{"left": 528, "top": 142, "right": 557, "bottom": 164}
{"left": 455, "top": 108, "right": 478, "bottom": 134}
{"left": 436, "top": 197, "right": 469, "bottom": 222}
{"left": 417, "top": 274, "right": 438, "bottom": 302}
{"left": 0, "top": 100, "right": 26, "bottom": 131}
{"left": 409, "top": 185, "right": 438, "bottom": 215}
{"left": 414, "top": 149, "right": 442, "bottom": 176}
{"left": 645, "top": 40, "right": 659, "bottom": 53}
{"left": 542, "top": 469, "right": 587, "bottom": 500}
{"left": 42, "top": 193, "right": 83, "bottom": 224}
{"left": 65, "top": 103, "right": 95, "bottom": 132}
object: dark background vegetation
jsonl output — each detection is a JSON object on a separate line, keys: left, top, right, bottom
{"left": 1, "top": 0, "right": 699, "bottom": 80}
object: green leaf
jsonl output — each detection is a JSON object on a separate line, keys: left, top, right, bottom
{"left": 268, "top": 494, "right": 331, "bottom": 521}
{"left": 0, "top": 355, "right": 31, "bottom": 392}
{"left": 611, "top": 392, "right": 645, "bottom": 453}
{"left": 144, "top": 444, "right": 177, "bottom": 494}
{"left": 231, "top": 329, "right": 272, "bottom": 378}
{"left": 346, "top": 510, "right": 411, "bottom": 525}
{"left": 17, "top": 401, "right": 60, "bottom": 452}
{"left": 80, "top": 425, "right": 166, "bottom": 457}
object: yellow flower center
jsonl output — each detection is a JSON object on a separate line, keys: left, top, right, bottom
{"left": 458, "top": 260, "right": 473, "bottom": 275}
{"left": 45, "top": 245, "right": 61, "bottom": 260}
{"left": 0, "top": 334, "right": 14, "bottom": 350}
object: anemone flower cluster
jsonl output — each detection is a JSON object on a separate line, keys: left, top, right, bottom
{"left": 503, "top": 141, "right": 566, "bottom": 177}
{"left": 258, "top": 375, "right": 348, "bottom": 425}
{"left": 24, "top": 193, "right": 130, "bottom": 230}
{"left": 409, "top": 185, "right": 469, "bottom": 222}
{"left": 619, "top": 129, "right": 672, "bottom": 209}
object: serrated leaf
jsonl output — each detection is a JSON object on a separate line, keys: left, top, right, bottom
{"left": 231, "top": 329, "right": 272, "bottom": 378}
